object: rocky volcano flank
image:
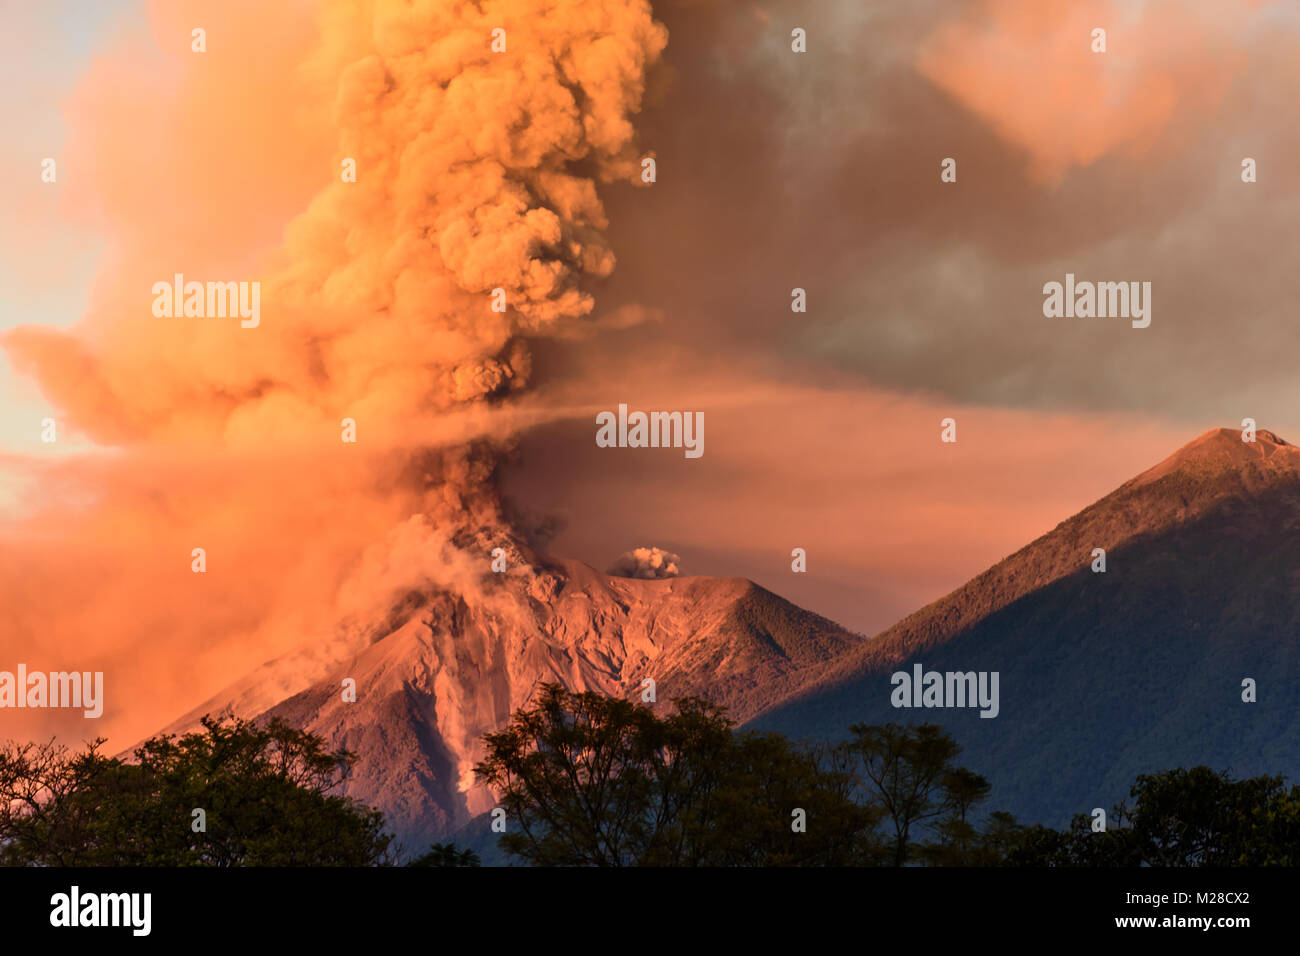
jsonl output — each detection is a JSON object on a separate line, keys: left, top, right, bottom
{"left": 161, "top": 553, "right": 863, "bottom": 850}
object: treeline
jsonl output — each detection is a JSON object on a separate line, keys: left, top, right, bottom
{"left": 471, "top": 684, "right": 1300, "bottom": 866}
{"left": 0, "top": 715, "right": 392, "bottom": 866}
{"left": 1, "top": 688, "right": 1297, "bottom": 866}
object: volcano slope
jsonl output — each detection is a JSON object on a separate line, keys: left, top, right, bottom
{"left": 161, "top": 551, "right": 864, "bottom": 850}
{"left": 751, "top": 428, "right": 1300, "bottom": 826}
{"left": 159, "top": 427, "right": 1300, "bottom": 846}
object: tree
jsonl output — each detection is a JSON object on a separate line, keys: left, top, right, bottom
{"left": 976, "top": 811, "right": 1029, "bottom": 865}
{"left": 474, "top": 684, "right": 690, "bottom": 866}
{"left": 0, "top": 714, "right": 392, "bottom": 866}
{"left": 1126, "top": 767, "right": 1285, "bottom": 866}
{"left": 474, "top": 683, "right": 884, "bottom": 866}
{"left": 672, "top": 734, "right": 885, "bottom": 866}
{"left": 1005, "top": 767, "right": 1300, "bottom": 867}
{"left": 407, "top": 842, "right": 480, "bottom": 867}
{"left": 917, "top": 767, "right": 994, "bottom": 866}
{"left": 847, "top": 723, "right": 969, "bottom": 865}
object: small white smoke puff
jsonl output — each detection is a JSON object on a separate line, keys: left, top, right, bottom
{"left": 608, "top": 547, "right": 682, "bottom": 579}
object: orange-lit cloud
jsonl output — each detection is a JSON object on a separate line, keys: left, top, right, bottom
{"left": 917, "top": 0, "right": 1249, "bottom": 182}
{"left": 501, "top": 347, "right": 1196, "bottom": 636}
{"left": 6, "top": 0, "right": 667, "bottom": 448}
{"left": 0, "top": 0, "right": 667, "bottom": 746}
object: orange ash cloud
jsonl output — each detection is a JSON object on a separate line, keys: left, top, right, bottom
{"left": 0, "top": 0, "right": 667, "bottom": 746}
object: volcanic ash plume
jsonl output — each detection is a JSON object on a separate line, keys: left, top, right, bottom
{"left": 608, "top": 546, "right": 682, "bottom": 579}
{"left": 0, "top": 0, "right": 668, "bottom": 746}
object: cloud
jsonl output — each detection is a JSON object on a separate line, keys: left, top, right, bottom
{"left": 0, "top": 0, "right": 667, "bottom": 747}
{"left": 586, "top": 0, "right": 1300, "bottom": 425}
{"left": 502, "top": 348, "right": 1198, "bottom": 635}
{"left": 4, "top": 0, "right": 668, "bottom": 449}
{"left": 916, "top": 0, "right": 1247, "bottom": 183}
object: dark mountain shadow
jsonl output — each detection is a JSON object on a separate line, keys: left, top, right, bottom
{"left": 750, "top": 481, "right": 1300, "bottom": 827}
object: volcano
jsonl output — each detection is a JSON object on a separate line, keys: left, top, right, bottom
{"left": 159, "top": 551, "right": 864, "bottom": 850}
{"left": 155, "top": 426, "right": 1300, "bottom": 850}
{"left": 754, "top": 427, "right": 1300, "bottom": 824}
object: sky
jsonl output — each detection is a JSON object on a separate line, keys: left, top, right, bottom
{"left": 503, "top": 0, "right": 1300, "bottom": 630}
{"left": 0, "top": 0, "right": 134, "bottom": 468}
{"left": 1, "top": 0, "right": 1298, "bottom": 747}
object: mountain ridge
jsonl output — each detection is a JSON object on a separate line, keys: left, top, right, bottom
{"left": 156, "top": 553, "right": 866, "bottom": 849}
{"left": 754, "top": 425, "right": 1300, "bottom": 825}
{"left": 775, "top": 426, "right": 1300, "bottom": 700}
{"left": 147, "top": 424, "right": 1300, "bottom": 846}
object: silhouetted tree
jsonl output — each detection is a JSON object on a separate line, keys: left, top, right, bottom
{"left": 0, "top": 714, "right": 392, "bottom": 866}
{"left": 1006, "top": 767, "right": 1300, "bottom": 867}
{"left": 408, "top": 842, "right": 480, "bottom": 867}
{"left": 918, "top": 766, "right": 995, "bottom": 865}
{"left": 474, "top": 683, "right": 884, "bottom": 866}
{"left": 847, "top": 723, "right": 970, "bottom": 865}
{"left": 975, "top": 811, "right": 1029, "bottom": 865}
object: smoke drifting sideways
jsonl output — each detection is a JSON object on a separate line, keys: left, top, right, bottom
{"left": 0, "top": 0, "right": 667, "bottom": 747}
{"left": 608, "top": 546, "right": 682, "bottom": 579}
